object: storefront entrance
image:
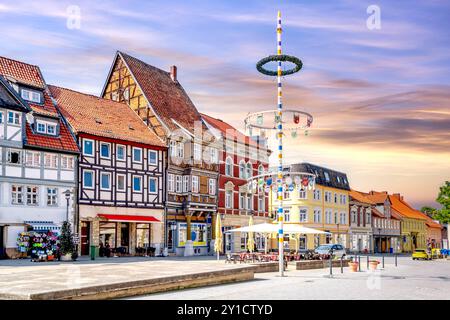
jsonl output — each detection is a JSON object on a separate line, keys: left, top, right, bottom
{"left": 80, "top": 221, "right": 90, "bottom": 256}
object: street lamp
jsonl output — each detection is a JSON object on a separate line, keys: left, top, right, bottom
{"left": 63, "top": 189, "right": 72, "bottom": 222}
{"left": 378, "top": 227, "right": 382, "bottom": 254}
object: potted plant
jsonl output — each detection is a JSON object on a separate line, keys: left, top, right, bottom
{"left": 348, "top": 257, "right": 359, "bottom": 272}
{"left": 59, "top": 221, "right": 77, "bottom": 261}
{"left": 369, "top": 260, "right": 379, "bottom": 270}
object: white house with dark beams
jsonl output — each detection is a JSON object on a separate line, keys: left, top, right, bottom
{"left": 0, "top": 57, "right": 79, "bottom": 259}
{"left": 49, "top": 85, "right": 167, "bottom": 257}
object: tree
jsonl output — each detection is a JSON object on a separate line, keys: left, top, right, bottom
{"left": 421, "top": 206, "right": 437, "bottom": 217}
{"left": 433, "top": 181, "right": 450, "bottom": 225}
{"left": 59, "top": 221, "right": 75, "bottom": 255}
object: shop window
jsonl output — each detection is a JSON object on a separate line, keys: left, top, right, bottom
{"left": 99, "top": 222, "right": 116, "bottom": 249}
{"left": 136, "top": 224, "right": 151, "bottom": 248}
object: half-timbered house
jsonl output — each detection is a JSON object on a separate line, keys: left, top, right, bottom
{"left": 201, "top": 113, "right": 271, "bottom": 253}
{"left": 0, "top": 57, "right": 79, "bottom": 259}
{"left": 101, "top": 51, "right": 219, "bottom": 256}
{"left": 49, "top": 85, "right": 166, "bottom": 257}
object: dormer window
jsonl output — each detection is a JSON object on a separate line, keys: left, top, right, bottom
{"left": 324, "top": 171, "right": 330, "bottom": 182}
{"left": 36, "top": 120, "right": 57, "bottom": 135}
{"left": 21, "top": 88, "right": 41, "bottom": 103}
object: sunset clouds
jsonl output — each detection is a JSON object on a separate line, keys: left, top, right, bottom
{"left": 0, "top": 0, "right": 448, "bottom": 208}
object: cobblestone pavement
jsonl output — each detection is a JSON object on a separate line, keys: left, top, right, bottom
{"left": 129, "top": 256, "right": 450, "bottom": 300}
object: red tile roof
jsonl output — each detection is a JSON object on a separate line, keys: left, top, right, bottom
{"left": 364, "top": 191, "right": 389, "bottom": 204}
{"left": 349, "top": 189, "right": 375, "bottom": 205}
{"left": 49, "top": 85, "right": 165, "bottom": 148}
{"left": 0, "top": 56, "right": 45, "bottom": 88}
{"left": 201, "top": 113, "right": 259, "bottom": 147}
{"left": 388, "top": 194, "right": 427, "bottom": 221}
{"left": 422, "top": 213, "right": 442, "bottom": 229}
{"left": 118, "top": 51, "right": 204, "bottom": 133}
{"left": 25, "top": 121, "right": 79, "bottom": 153}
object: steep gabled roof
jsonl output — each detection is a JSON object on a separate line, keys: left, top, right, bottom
{"left": 388, "top": 194, "right": 427, "bottom": 221}
{"left": 349, "top": 190, "right": 375, "bottom": 205}
{"left": 110, "top": 51, "right": 204, "bottom": 134}
{"left": 49, "top": 85, "right": 165, "bottom": 148}
{"left": 201, "top": 113, "right": 259, "bottom": 147}
{"left": 0, "top": 56, "right": 45, "bottom": 88}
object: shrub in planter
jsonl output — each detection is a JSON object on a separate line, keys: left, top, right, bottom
{"left": 59, "top": 221, "right": 77, "bottom": 261}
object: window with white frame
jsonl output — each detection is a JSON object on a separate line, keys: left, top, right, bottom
{"left": 183, "top": 175, "right": 189, "bottom": 192}
{"left": 351, "top": 210, "right": 357, "bottom": 224}
{"left": 148, "top": 150, "right": 158, "bottom": 165}
{"left": 133, "top": 176, "right": 142, "bottom": 192}
{"left": 100, "top": 143, "right": 111, "bottom": 158}
{"left": 340, "top": 212, "right": 346, "bottom": 224}
{"left": 83, "top": 139, "right": 94, "bottom": 156}
{"left": 175, "top": 175, "right": 182, "bottom": 193}
{"left": 100, "top": 172, "right": 111, "bottom": 190}
{"left": 247, "top": 194, "right": 253, "bottom": 210}
{"left": 239, "top": 160, "right": 246, "bottom": 178}
{"left": 47, "top": 188, "right": 58, "bottom": 206}
{"left": 225, "top": 157, "right": 233, "bottom": 176}
{"left": 258, "top": 194, "right": 265, "bottom": 212}
{"left": 299, "top": 208, "right": 308, "bottom": 222}
{"left": 117, "top": 174, "right": 126, "bottom": 191}
{"left": 11, "top": 185, "right": 23, "bottom": 204}
{"left": 366, "top": 210, "right": 371, "bottom": 225}
{"left": 334, "top": 212, "right": 338, "bottom": 224}
{"left": 168, "top": 174, "right": 174, "bottom": 192}
{"left": 334, "top": 193, "right": 338, "bottom": 203}
{"left": 44, "top": 153, "right": 58, "bottom": 168}
{"left": 210, "top": 147, "right": 218, "bottom": 163}
{"left": 21, "top": 88, "right": 41, "bottom": 103}
{"left": 25, "top": 151, "right": 40, "bottom": 167}
{"left": 325, "top": 210, "right": 332, "bottom": 224}
{"left": 313, "top": 189, "right": 321, "bottom": 201}
{"left": 116, "top": 145, "right": 125, "bottom": 161}
{"left": 191, "top": 176, "right": 199, "bottom": 193}
{"left": 298, "top": 188, "right": 307, "bottom": 199}
{"left": 225, "top": 190, "right": 233, "bottom": 209}
{"left": 61, "top": 155, "right": 74, "bottom": 170}
{"left": 208, "top": 178, "right": 216, "bottom": 195}
{"left": 246, "top": 162, "right": 252, "bottom": 178}
{"left": 149, "top": 177, "right": 157, "bottom": 194}
{"left": 83, "top": 170, "right": 94, "bottom": 189}
{"left": 7, "top": 149, "right": 22, "bottom": 164}
{"left": 239, "top": 192, "right": 245, "bottom": 209}
{"left": 324, "top": 191, "right": 331, "bottom": 202}
{"left": 313, "top": 209, "right": 322, "bottom": 223}
{"left": 284, "top": 208, "right": 291, "bottom": 222}
{"left": 36, "top": 120, "right": 57, "bottom": 135}
{"left": 7, "top": 111, "right": 20, "bottom": 125}
{"left": 26, "top": 186, "right": 39, "bottom": 205}
{"left": 132, "top": 147, "right": 142, "bottom": 163}
{"left": 193, "top": 143, "right": 201, "bottom": 161}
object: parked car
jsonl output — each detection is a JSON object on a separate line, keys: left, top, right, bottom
{"left": 412, "top": 249, "right": 431, "bottom": 260}
{"left": 314, "top": 244, "right": 346, "bottom": 259}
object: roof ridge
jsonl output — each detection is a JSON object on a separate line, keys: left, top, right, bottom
{"left": 118, "top": 51, "right": 170, "bottom": 75}
{"left": 0, "top": 55, "right": 40, "bottom": 69}
{"left": 49, "top": 84, "right": 127, "bottom": 106}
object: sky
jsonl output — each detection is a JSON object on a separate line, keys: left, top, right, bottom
{"left": 0, "top": 0, "right": 449, "bottom": 209}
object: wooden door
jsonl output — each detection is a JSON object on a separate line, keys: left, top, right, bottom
{"left": 80, "top": 221, "right": 90, "bottom": 255}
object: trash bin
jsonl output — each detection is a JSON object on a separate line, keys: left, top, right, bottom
{"left": 90, "top": 245, "right": 97, "bottom": 260}
{"left": 389, "top": 247, "right": 393, "bottom": 254}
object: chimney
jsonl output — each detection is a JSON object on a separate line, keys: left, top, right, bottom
{"left": 393, "top": 193, "right": 403, "bottom": 200}
{"left": 170, "top": 65, "right": 177, "bottom": 82}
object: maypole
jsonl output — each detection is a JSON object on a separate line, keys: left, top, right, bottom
{"left": 245, "top": 11, "right": 313, "bottom": 277}
{"left": 276, "top": 10, "right": 285, "bottom": 276}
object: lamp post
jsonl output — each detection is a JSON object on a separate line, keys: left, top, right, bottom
{"left": 378, "top": 227, "right": 382, "bottom": 254}
{"left": 337, "top": 223, "right": 340, "bottom": 245}
{"left": 63, "top": 189, "right": 72, "bottom": 223}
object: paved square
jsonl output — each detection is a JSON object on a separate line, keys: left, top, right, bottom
{"left": 129, "top": 256, "right": 450, "bottom": 300}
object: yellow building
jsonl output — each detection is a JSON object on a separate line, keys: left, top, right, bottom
{"left": 269, "top": 163, "right": 350, "bottom": 251}
{"left": 388, "top": 193, "right": 427, "bottom": 252}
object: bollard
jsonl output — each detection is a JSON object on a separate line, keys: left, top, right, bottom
{"left": 367, "top": 255, "right": 369, "bottom": 269}
{"left": 340, "top": 256, "right": 343, "bottom": 273}
{"left": 358, "top": 255, "right": 361, "bottom": 272}
{"left": 329, "top": 256, "right": 333, "bottom": 276}
{"left": 395, "top": 254, "right": 398, "bottom": 267}
{"left": 382, "top": 255, "right": 385, "bottom": 269}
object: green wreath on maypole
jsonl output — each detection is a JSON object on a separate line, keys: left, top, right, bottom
{"left": 256, "top": 54, "right": 303, "bottom": 76}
